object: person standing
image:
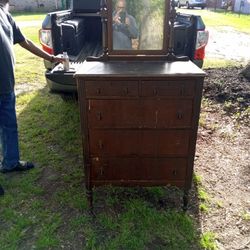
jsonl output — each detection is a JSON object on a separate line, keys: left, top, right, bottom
{"left": 0, "top": 0, "right": 64, "bottom": 173}
{"left": 112, "top": 0, "right": 138, "bottom": 50}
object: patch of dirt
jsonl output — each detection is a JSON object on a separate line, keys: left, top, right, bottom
{"left": 203, "top": 66, "right": 250, "bottom": 123}
{"left": 189, "top": 66, "right": 250, "bottom": 250}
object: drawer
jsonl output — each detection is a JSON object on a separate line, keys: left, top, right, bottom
{"left": 89, "top": 130, "right": 190, "bottom": 157}
{"left": 90, "top": 157, "right": 187, "bottom": 181}
{"left": 140, "top": 80, "right": 195, "bottom": 97}
{"left": 88, "top": 100, "right": 141, "bottom": 128}
{"left": 85, "top": 80, "right": 138, "bottom": 97}
{"left": 88, "top": 100, "right": 193, "bottom": 128}
{"left": 141, "top": 99, "right": 193, "bottom": 128}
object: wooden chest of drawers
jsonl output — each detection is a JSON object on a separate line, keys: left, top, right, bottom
{"left": 75, "top": 61, "right": 205, "bottom": 209}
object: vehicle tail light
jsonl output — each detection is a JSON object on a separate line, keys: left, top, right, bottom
{"left": 39, "top": 29, "right": 54, "bottom": 55}
{"left": 194, "top": 30, "right": 209, "bottom": 60}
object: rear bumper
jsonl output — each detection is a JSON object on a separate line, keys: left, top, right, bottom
{"left": 45, "top": 62, "right": 84, "bottom": 93}
{"left": 46, "top": 78, "right": 77, "bottom": 93}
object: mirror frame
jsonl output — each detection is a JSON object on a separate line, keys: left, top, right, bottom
{"left": 106, "top": 0, "right": 170, "bottom": 57}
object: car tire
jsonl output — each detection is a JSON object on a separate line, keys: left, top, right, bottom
{"left": 187, "top": 2, "right": 190, "bottom": 8}
{"left": 60, "top": 93, "right": 78, "bottom": 102}
{"left": 177, "top": 1, "right": 181, "bottom": 8}
{"left": 201, "top": 6, "right": 205, "bottom": 9}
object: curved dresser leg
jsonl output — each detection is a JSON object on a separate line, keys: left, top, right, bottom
{"left": 183, "top": 191, "right": 189, "bottom": 212}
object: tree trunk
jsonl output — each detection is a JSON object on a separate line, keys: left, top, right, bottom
{"left": 241, "top": 62, "right": 250, "bottom": 80}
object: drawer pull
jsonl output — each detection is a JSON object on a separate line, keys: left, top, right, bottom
{"left": 100, "top": 163, "right": 108, "bottom": 176}
{"left": 153, "top": 88, "right": 158, "bottom": 96}
{"left": 100, "top": 166, "right": 104, "bottom": 176}
{"left": 177, "top": 111, "right": 183, "bottom": 120}
{"left": 98, "top": 140, "right": 104, "bottom": 149}
{"left": 97, "top": 112, "right": 102, "bottom": 120}
{"left": 180, "top": 87, "right": 185, "bottom": 96}
{"left": 124, "top": 87, "right": 129, "bottom": 95}
{"left": 96, "top": 88, "right": 101, "bottom": 95}
{"left": 172, "top": 170, "right": 177, "bottom": 176}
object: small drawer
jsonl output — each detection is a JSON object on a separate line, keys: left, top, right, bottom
{"left": 85, "top": 80, "right": 138, "bottom": 97}
{"left": 140, "top": 81, "right": 195, "bottom": 97}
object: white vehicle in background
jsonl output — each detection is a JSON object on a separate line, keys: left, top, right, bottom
{"left": 177, "top": 0, "right": 207, "bottom": 9}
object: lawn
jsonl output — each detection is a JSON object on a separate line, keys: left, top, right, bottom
{"left": 178, "top": 8, "right": 250, "bottom": 34}
{"left": 0, "top": 13, "right": 205, "bottom": 250}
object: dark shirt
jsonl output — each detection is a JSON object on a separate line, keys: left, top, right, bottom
{"left": 0, "top": 6, "right": 25, "bottom": 94}
{"left": 113, "top": 12, "right": 138, "bottom": 50}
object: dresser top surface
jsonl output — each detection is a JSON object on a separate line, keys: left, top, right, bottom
{"left": 75, "top": 61, "right": 206, "bottom": 78}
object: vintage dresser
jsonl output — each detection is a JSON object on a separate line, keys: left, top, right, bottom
{"left": 75, "top": 60, "right": 205, "bottom": 209}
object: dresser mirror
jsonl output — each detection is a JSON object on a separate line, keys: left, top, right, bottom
{"left": 107, "top": 0, "right": 169, "bottom": 55}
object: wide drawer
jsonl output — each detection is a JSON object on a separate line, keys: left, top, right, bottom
{"left": 89, "top": 129, "right": 190, "bottom": 157}
{"left": 85, "top": 80, "right": 138, "bottom": 97}
{"left": 90, "top": 157, "right": 187, "bottom": 181}
{"left": 140, "top": 80, "right": 195, "bottom": 97}
{"left": 88, "top": 99, "right": 193, "bottom": 128}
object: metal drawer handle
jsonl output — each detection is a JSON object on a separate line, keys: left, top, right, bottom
{"left": 98, "top": 140, "right": 104, "bottom": 149}
{"left": 97, "top": 112, "right": 102, "bottom": 120}
{"left": 124, "top": 87, "right": 129, "bottom": 95}
{"left": 96, "top": 88, "right": 101, "bottom": 94}
{"left": 177, "top": 111, "right": 183, "bottom": 119}
{"left": 180, "top": 87, "right": 185, "bottom": 96}
{"left": 172, "top": 170, "right": 177, "bottom": 176}
{"left": 100, "top": 166, "right": 104, "bottom": 176}
{"left": 100, "top": 163, "right": 108, "bottom": 176}
{"left": 153, "top": 88, "right": 158, "bottom": 95}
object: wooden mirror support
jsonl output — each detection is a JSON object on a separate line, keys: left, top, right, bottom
{"left": 165, "top": 0, "right": 188, "bottom": 61}
{"left": 87, "top": 0, "right": 109, "bottom": 61}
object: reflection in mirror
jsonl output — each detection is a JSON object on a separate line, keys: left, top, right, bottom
{"left": 112, "top": 0, "right": 165, "bottom": 51}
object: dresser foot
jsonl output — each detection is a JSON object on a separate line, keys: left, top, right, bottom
{"left": 87, "top": 189, "right": 93, "bottom": 213}
{"left": 183, "top": 191, "right": 189, "bottom": 211}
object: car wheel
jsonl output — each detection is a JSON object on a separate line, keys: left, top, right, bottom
{"left": 60, "top": 93, "right": 78, "bottom": 102}
{"left": 177, "top": 1, "right": 181, "bottom": 8}
{"left": 187, "top": 2, "right": 190, "bottom": 8}
{"left": 201, "top": 6, "right": 205, "bottom": 9}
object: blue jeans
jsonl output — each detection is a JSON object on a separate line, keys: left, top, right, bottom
{"left": 0, "top": 92, "right": 20, "bottom": 169}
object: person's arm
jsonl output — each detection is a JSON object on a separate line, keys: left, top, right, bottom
{"left": 19, "top": 38, "right": 64, "bottom": 63}
{"left": 126, "top": 16, "right": 138, "bottom": 39}
{"left": 7, "top": 13, "right": 64, "bottom": 63}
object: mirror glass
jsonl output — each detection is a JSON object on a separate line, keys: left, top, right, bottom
{"left": 111, "top": 0, "right": 166, "bottom": 51}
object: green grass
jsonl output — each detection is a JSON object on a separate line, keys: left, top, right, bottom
{"left": 200, "top": 232, "right": 218, "bottom": 250}
{"left": 12, "top": 12, "right": 46, "bottom": 21}
{"left": 178, "top": 8, "right": 250, "bottom": 34}
{"left": 241, "top": 211, "right": 250, "bottom": 221}
{"left": 203, "top": 58, "right": 243, "bottom": 69}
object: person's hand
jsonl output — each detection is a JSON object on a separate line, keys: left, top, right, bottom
{"left": 113, "top": 14, "right": 122, "bottom": 24}
{"left": 50, "top": 54, "right": 66, "bottom": 63}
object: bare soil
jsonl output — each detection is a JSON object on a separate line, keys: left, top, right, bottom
{"left": 190, "top": 66, "right": 250, "bottom": 250}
